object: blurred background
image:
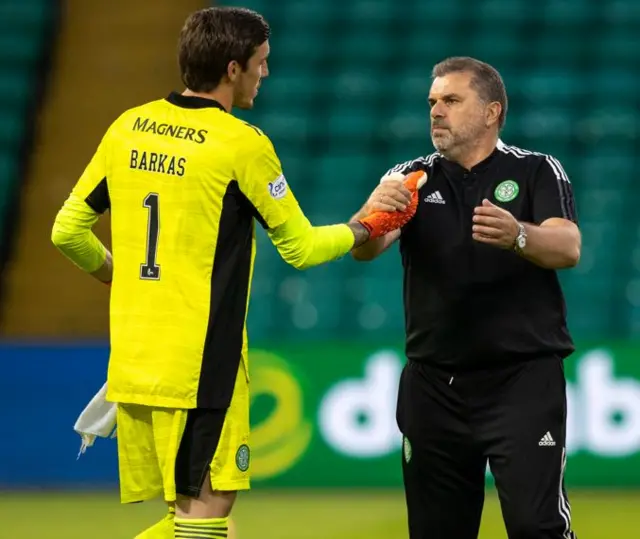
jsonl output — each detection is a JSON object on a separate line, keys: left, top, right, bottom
{"left": 0, "top": 0, "right": 639, "bottom": 537}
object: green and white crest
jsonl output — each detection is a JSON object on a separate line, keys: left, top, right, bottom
{"left": 236, "top": 444, "right": 250, "bottom": 472}
{"left": 494, "top": 180, "right": 519, "bottom": 203}
{"left": 403, "top": 436, "right": 412, "bottom": 463}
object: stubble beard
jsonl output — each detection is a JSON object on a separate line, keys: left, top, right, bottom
{"left": 431, "top": 119, "right": 487, "bottom": 161}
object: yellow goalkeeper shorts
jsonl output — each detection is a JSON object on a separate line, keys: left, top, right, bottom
{"left": 116, "top": 367, "right": 250, "bottom": 504}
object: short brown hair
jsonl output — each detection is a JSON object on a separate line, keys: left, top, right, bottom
{"left": 178, "top": 7, "right": 270, "bottom": 93}
{"left": 432, "top": 57, "right": 508, "bottom": 130}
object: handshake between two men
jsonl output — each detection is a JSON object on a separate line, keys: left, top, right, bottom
{"left": 355, "top": 170, "right": 427, "bottom": 240}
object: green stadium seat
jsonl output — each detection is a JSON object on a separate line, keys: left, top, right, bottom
{"left": 257, "top": 110, "right": 311, "bottom": 138}
{"left": 279, "top": 0, "right": 337, "bottom": 24}
{"left": 0, "top": 0, "right": 54, "bottom": 247}
{"left": 518, "top": 72, "right": 584, "bottom": 101}
{"left": 347, "top": 0, "right": 393, "bottom": 18}
{"left": 410, "top": 0, "right": 470, "bottom": 21}
{"left": 543, "top": 0, "right": 598, "bottom": 21}
{"left": 272, "top": 32, "right": 327, "bottom": 63}
{"left": 0, "top": 33, "right": 42, "bottom": 64}
{"left": 326, "top": 107, "right": 379, "bottom": 140}
{"left": 0, "top": 1, "right": 50, "bottom": 26}
{"left": 315, "top": 154, "right": 376, "bottom": 188}
{"left": 0, "top": 114, "right": 26, "bottom": 148}
{"left": 467, "top": 33, "right": 527, "bottom": 59}
{"left": 0, "top": 71, "right": 33, "bottom": 101}
{"left": 607, "top": 0, "right": 640, "bottom": 20}
{"left": 593, "top": 71, "right": 639, "bottom": 97}
{"left": 279, "top": 155, "right": 309, "bottom": 183}
{"left": 514, "top": 110, "right": 574, "bottom": 141}
{"left": 336, "top": 31, "right": 394, "bottom": 63}
{"left": 475, "top": 0, "right": 537, "bottom": 21}
{"left": 260, "top": 69, "right": 318, "bottom": 105}
{"left": 595, "top": 32, "right": 639, "bottom": 62}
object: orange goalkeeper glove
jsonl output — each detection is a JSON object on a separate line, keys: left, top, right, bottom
{"left": 358, "top": 170, "right": 427, "bottom": 239}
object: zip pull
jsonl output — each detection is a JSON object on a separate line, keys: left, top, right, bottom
{"left": 449, "top": 376, "right": 454, "bottom": 385}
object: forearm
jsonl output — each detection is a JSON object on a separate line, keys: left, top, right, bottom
{"left": 52, "top": 223, "right": 111, "bottom": 280}
{"left": 519, "top": 222, "right": 581, "bottom": 269}
{"left": 51, "top": 194, "right": 112, "bottom": 282}
{"left": 268, "top": 210, "right": 368, "bottom": 270}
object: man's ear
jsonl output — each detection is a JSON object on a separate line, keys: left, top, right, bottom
{"left": 486, "top": 102, "right": 501, "bottom": 128}
{"left": 227, "top": 60, "right": 240, "bottom": 82}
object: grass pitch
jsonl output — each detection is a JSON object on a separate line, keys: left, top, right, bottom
{"left": 1, "top": 489, "right": 638, "bottom": 538}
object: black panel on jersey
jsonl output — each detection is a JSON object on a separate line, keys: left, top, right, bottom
{"left": 198, "top": 180, "right": 253, "bottom": 409}
{"left": 84, "top": 177, "right": 110, "bottom": 214}
{"left": 245, "top": 199, "right": 269, "bottom": 230}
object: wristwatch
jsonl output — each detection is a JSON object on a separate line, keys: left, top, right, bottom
{"left": 513, "top": 222, "right": 527, "bottom": 252}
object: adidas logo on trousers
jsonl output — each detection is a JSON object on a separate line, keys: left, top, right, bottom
{"left": 539, "top": 432, "right": 556, "bottom": 446}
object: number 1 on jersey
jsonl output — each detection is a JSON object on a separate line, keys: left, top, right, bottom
{"left": 140, "top": 193, "right": 161, "bottom": 280}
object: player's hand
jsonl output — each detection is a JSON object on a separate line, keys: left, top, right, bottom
{"left": 472, "top": 199, "right": 519, "bottom": 249}
{"left": 358, "top": 171, "right": 427, "bottom": 239}
{"left": 362, "top": 174, "right": 413, "bottom": 215}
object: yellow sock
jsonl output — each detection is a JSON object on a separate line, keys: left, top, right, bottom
{"left": 135, "top": 509, "right": 175, "bottom": 539}
{"left": 174, "top": 516, "right": 228, "bottom": 539}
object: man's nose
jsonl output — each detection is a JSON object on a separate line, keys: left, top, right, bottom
{"left": 430, "top": 102, "right": 445, "bottom": 118}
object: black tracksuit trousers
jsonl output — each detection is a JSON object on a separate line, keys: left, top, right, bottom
{"left": 397, "top": 356, "right": 578, "bottom": 539}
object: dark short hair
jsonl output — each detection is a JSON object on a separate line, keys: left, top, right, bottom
{"left": 432, "top": 56, "right": 508, "bottom": 130}
{"left": 178, "top": 7, "right": 270, "bottom": 93}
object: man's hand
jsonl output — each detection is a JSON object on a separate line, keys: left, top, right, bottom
{"left": 90, "top": 250, "right": 113, "bottom": 285}
{"left": 362, "top": 175, "right": 413, "bottom": 215}
{"left": 472, "top": 199, "right": 519, "bottom": 249}
{"left": 358, "top": 171, "right": 427, "bottom": 239}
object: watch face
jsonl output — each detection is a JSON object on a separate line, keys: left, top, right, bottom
{"left": 517, "top": 235, "right": 527, "bottom": 249}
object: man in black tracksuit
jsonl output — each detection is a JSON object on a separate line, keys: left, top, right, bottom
{"left": 351, "top": 57, "right": 580, "bottom": 539}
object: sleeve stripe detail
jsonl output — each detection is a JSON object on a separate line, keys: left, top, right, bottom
{"left": 497, "top": 143, "right": 576, "bottom": 222}
{"left": 383, "top": 152, "right": 439, "bottom": 179}
{"left": 545, "top": 155, "right": 575, "bottom": 221}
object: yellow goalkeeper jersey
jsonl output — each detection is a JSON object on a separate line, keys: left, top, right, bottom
{"left": 71, "top": 92, "right": 300, "bottom": 409}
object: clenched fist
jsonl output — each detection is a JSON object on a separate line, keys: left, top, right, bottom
{"left": 358, "top": 171, "right": 428, "bottom": 239}
{"left": 363, "top": 175, "right": 413, "bottom": 214}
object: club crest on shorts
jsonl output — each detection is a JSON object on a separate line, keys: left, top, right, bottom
{"left": 235, "top": 444, "right": 250, "bottom": 472}
{"left": 403, "top": 436, "right": 412, "bottom": 464}
{"left": 494, "top": 180, "right": 519, "bottom": 203}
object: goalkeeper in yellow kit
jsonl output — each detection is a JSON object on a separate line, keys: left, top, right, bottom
{"left": 51, "top": 7, "right": 422, "bottom": 539}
